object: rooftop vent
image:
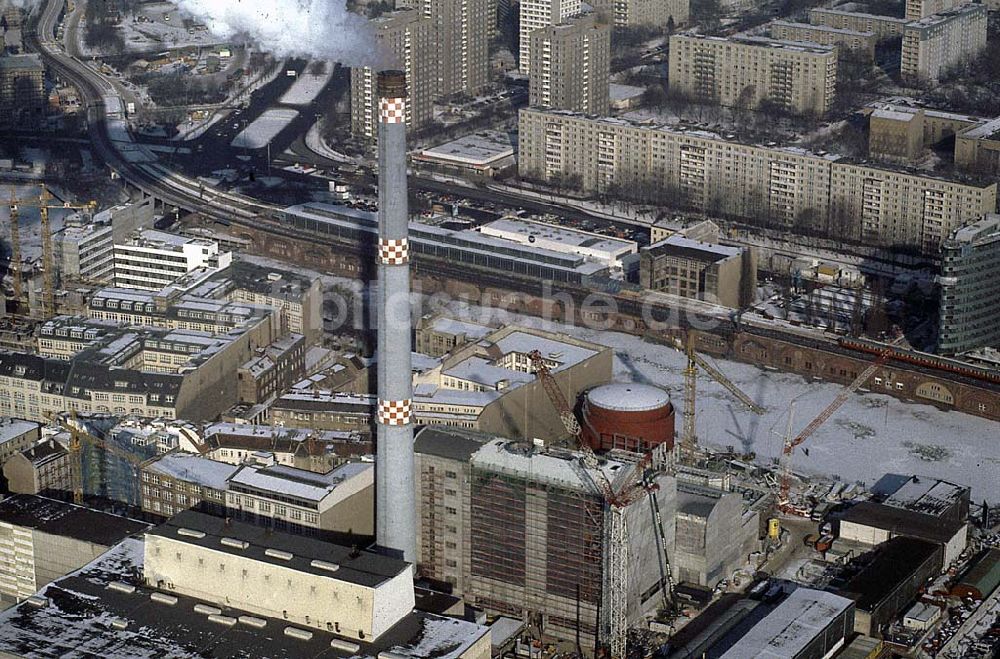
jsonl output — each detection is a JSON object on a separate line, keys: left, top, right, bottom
{"left": 177, "top": 528, "right": 206, "bottom": 539}
{"left": 107, "top": 581, "right": 136, "bottom": 595}
{"left": 311, "top": 559, "right": 340, "bottom": 573}
{"left": 285, "top": 626, "right": 315, "bottom": 641}
{"left": 208, "top": 614, "right": 238, "bottom": 627}
{"left": 151, "top": 593, "right": 178, "bottom": 606}
{"left": 265, "top": 548, "right": 294, "bottom": 561}
{"left": 110, "top": 619, "right": 129, "bottom": 631}
{"left": 221, "top": 537, "right": 249, "bottom": 550}
{"left": 25, "top": 596, "right": 49, "bottom": 609}
{"left": 240, "top": 616, "right": 268, "bottom": 629}
{"left": 331, "top": 638, "right": 362, "bottom": 653}
{"left": 194, "top": 604, "right": 223, "bottom": 616}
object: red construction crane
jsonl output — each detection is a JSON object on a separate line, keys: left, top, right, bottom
{"left": 778, "top": 341, "right": 898, "bottom": 513}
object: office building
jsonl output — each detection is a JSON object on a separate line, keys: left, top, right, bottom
{"left": 226, "top": 460, "right": 374, "bottom": 539}
{"left": 808, "top": 8, "right": 908, "bottom": 41}
{"left": 519, "top": 0, "right": 582, "bottom": 74}
{"left": 639, "top": 235, "right": 755, "bottom": 309}
{"left": 518, "top": 108, "right": 997, "bottom": 252}
{"left": 402, "top": 0, "right": 490, "bottom": 96}
{"left": 55, "top": 198, "right": 157, "bottom": 285}
{"left": 769, "top": 21, "right": 877, "bottom": 60}
{"left": 351, "top": 10, "right": 436, "bottom": 138}
{"left": 0, "top": 515, "right": 493, "bottom": 658}
{"left": 938, "top": 215, "right": 1000, "bottom": 355}
{"left": 112, "top": 230, "right": 232, "bottom": 291}
{"left": 141, "top": 452, "right": 237, "bottom": 518}
{"left": 901, "top": 3, "right": 987, "bottom": 83}
{"left": 2, "top": 439, "right": 71, "bottom": 496}
{"left": 0, "top": 495, "right": 148, "bottom": 604}
{"left": 414, "top": 428, "right": 678, "bottom": 648}
{"left": 668, "top": 34, "right": 837, "bottom": 116}
{"left": 528, "top": 13, "right": 610, "bottom": 115}
{"left": 955, "top": 117, "right": 1000, "bottom": 177}
{"left": 0, "top": 54, "right": 43, "bottom": 124}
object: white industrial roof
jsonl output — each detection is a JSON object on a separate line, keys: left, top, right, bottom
{"left": 228, "top": 462, "right": 372, "bottom": 503}
{"left": 718, "top": 589, "right": 853, "bottom": 659}
{"left": 146, "top": 453, "right": 239, "bottom": 491}
{"left": 586, "top": 383, "right": 670, "bottom": 412}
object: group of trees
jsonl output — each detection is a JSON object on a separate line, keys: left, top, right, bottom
{"left": 139, "top": 72, "right": 228, "bottom": 106}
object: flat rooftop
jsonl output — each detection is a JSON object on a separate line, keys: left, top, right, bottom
{"left": 119, "top": 229, "right": 214, "bottom": 250}
{"left": 418, "top": 131, "right": 514, "bottom": 166}
{"left": 227, "top": 461, "right": 371, "bottom": 504}
{"left": 0, "top": 494, "right": 149, "bottom": 546}
{"left": 480, "top": 217, "right": 636, "bottom": 257}
{"left": 875, "top": 473, "right": 968, "bottom": 515}
{"left": 771, "top": 20, "right": 875, "bottom": 37}
{"left": 718, "top": 588, "right": 853, "bottom": 659}
{"left": 959, "top": 116, "right": 1000, "bottom": 141}
{"left": 647, "top": 234, "right": 742, "bottom": 262}
{"left": 838, "top": 536, "right": 941, "bottom": 610}
{"left": 0, "top": 418, "right": 39, "bottom": 445}
{"left": 0, "top": 533, "right": 489, "bottom": 659}
{"left": 145, "top": 452, "right": 239, "bottom": 491}
{"left": 471, "top": 439, "right": 628, "bottom": 492}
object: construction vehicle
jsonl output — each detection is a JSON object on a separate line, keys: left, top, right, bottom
{"left": 7, "top": 187, "right": 96, "bottom": 317}
{"left": 678, "top": 331, "right": 765, "bottom": 463}
{"left": 528, "top": 350, "right": 676, "bottom": 658}
{"left": 777, "top": 340, "right": 898, "bottom": 514}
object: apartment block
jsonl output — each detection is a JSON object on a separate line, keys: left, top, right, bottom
{"left": 519, "top": 108, "right": 997, "bottom": 252}
{"left": 901, "top": 4, "right": 987, "bottom": 82}
{"left": 668, "top": 34, "right": 837, "bottom": 116}
{"left": 404, "top": 0, "right": 491, "bottom": 96}
{"left": 938, "top": 215, "right": 1000, "bottom": 355}
{"left": 808, "top": 8, "right": 908, "bottom": 41}
{"left": 589, "top": 0, "right": 689, "bottom": 28}
{"left": 519, "top": 0, "right": 582, "bottom": 74}
{"left": 905, "top": 0, "right": 966, "bottom": 20}
{"left": 351, "top": 10, "right": 436, "bottom": 138}
{"left": 769, "top": 21, "right": 877, "bottom": 60}
{"left": 2, "top": 439, "right": 71, "bottom": 496}
{"left": 529, "top": 13, "right": 610, "bottom": 115}
{"left": 237, "top": 333, "right": 306, "bottom": 405}
{"left": 113, "top": 230, "right": 232, "bottom": 291}
{"left": 0, "top": 418, "right": 41, "bottom": 469}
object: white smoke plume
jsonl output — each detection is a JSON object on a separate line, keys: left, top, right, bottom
{"left": 173, "top": 0, "right": 380, "bottom": 67}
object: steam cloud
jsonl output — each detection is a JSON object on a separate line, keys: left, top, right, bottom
{"left": 173, "top": 0, "right": 380, "bottom": 67}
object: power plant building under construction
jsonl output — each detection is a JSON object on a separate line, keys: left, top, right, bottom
{"left": 414, "top": 427, "right": 682, "bottom": 648}
{"left": 580, "top": 383, "right": 676, "bottom": 453}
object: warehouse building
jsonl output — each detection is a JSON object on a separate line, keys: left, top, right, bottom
{"left": 717, "top": 588, "right": 855, "bottom": 659}
{"left": 0, "top": 517, "right": 493, "bottom": 658}
{"left": 836, "top": 536, "right": 944, "bottom": 637}
{"left": 479, "top": 217, "right": 637, "bottom": 271}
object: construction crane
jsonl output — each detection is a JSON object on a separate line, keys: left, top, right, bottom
{"left": 8, "top": 189, "right": 24, "bottom": 305}
{"left": 8, "top": 187, "right": 96, "bottom": 318}
{"left": 678, "top": 331, "right": 765, "bottom": 463}
{"left": 528, "top": 351, "right": 675, "bottom": 658}
{"left": 65, "top": 419, "right": 148, "bottom": 505}
{"left": 777, "top": 341, "right": 897, "bottom": 513}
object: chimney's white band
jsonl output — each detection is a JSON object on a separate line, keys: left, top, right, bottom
{"left": 380, "top": 98, "right": 406, "bottom": 124}
{"left": 378, "top": 399, "right": 412, "bottom": 425}
{"left": 379, "top": 238, "right": 410, "bottom": 265}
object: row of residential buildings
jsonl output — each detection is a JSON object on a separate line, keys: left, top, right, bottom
{"left": 518, "top": 107, "right": 997, "bottom": 253}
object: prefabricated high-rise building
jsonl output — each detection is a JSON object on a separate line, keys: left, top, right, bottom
{"left": 519, "top": 0, "right": 583, "bottom": 74}
{"left": 528, "top": 13, "right": 611, "bottom": 115}
{"left": 400, "top": 0, "right": 491, "bottom": 96}
{"left": 351, "top": 11, "right": 436, "bottom": 138}
{"left": 375, "top": 70, "right": 417, "bottom": 563}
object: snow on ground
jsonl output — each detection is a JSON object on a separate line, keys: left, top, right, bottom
{"left": 78, "top": 2, "right": 227, "bottom": 56}
{"left": 232, "top": 254, "right": 999, "bottom": 502}
{"left": 279, "top": 69, "right": 335, "bottom": 106}
{"left": 304, "top": 121, "right": 360, "bottom": 163}
{"left": 231, "top": 108, "right": 299, "bottom": 149}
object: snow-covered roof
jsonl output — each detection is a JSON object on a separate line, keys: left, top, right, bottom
{"left": 470, "top": 440, "right": 626, "bottom": 492}
{"left": 146, "top": 453, "right": 239, "bottom": 491}
{"left": 227, "top": 462, "right": 372, "bottom": 505}
{"left": 718, "top": 588, "right": 853, "bottom": 658}
{"left": 586, "top": 383, "right": 670, "bottom": 412}
{"left": 0, "top": 418, "right": 39, "bottom": 445}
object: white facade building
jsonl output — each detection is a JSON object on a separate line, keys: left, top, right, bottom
{"left": 519, "top": 0, "right": 582, "bottom": 74}
{"left": 479, "top": 217, "right": 636, "bottom": 269}
{"left": 113, "top": 230, "right": 232, "bottom": 291}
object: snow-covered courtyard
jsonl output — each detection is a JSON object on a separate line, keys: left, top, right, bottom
{"left": 231, "top": 108, "right": 299, "bottom": 149}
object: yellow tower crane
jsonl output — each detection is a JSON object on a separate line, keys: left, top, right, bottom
{"left": 8, "top": 187, "right": 96, "bottom": 317}
{"left": 678, "top": 330, "right": 766, "bottom": 464}
{"left": 8, "top": 188, "right": 24, "bottom": 306}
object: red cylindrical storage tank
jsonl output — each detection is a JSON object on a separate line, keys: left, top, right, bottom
{"left": 581, "top": 383, "right": 675, "bottom": 453}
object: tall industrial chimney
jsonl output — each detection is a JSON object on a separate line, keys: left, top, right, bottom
{"left": 375, "top": 70, "right": 416, "bottom": 562}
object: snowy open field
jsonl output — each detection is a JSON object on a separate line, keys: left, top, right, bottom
{"left": 79, "top": 2, "right": 228, "bottom": 55}
{"left": 235, "top": 254, "right": 1000, "bottom": 502}
{"left": 279, "top": 70, "right": 335, "bottom": 106}
{"left": 231, "top": 109, "right": 299, "bottom": 149}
